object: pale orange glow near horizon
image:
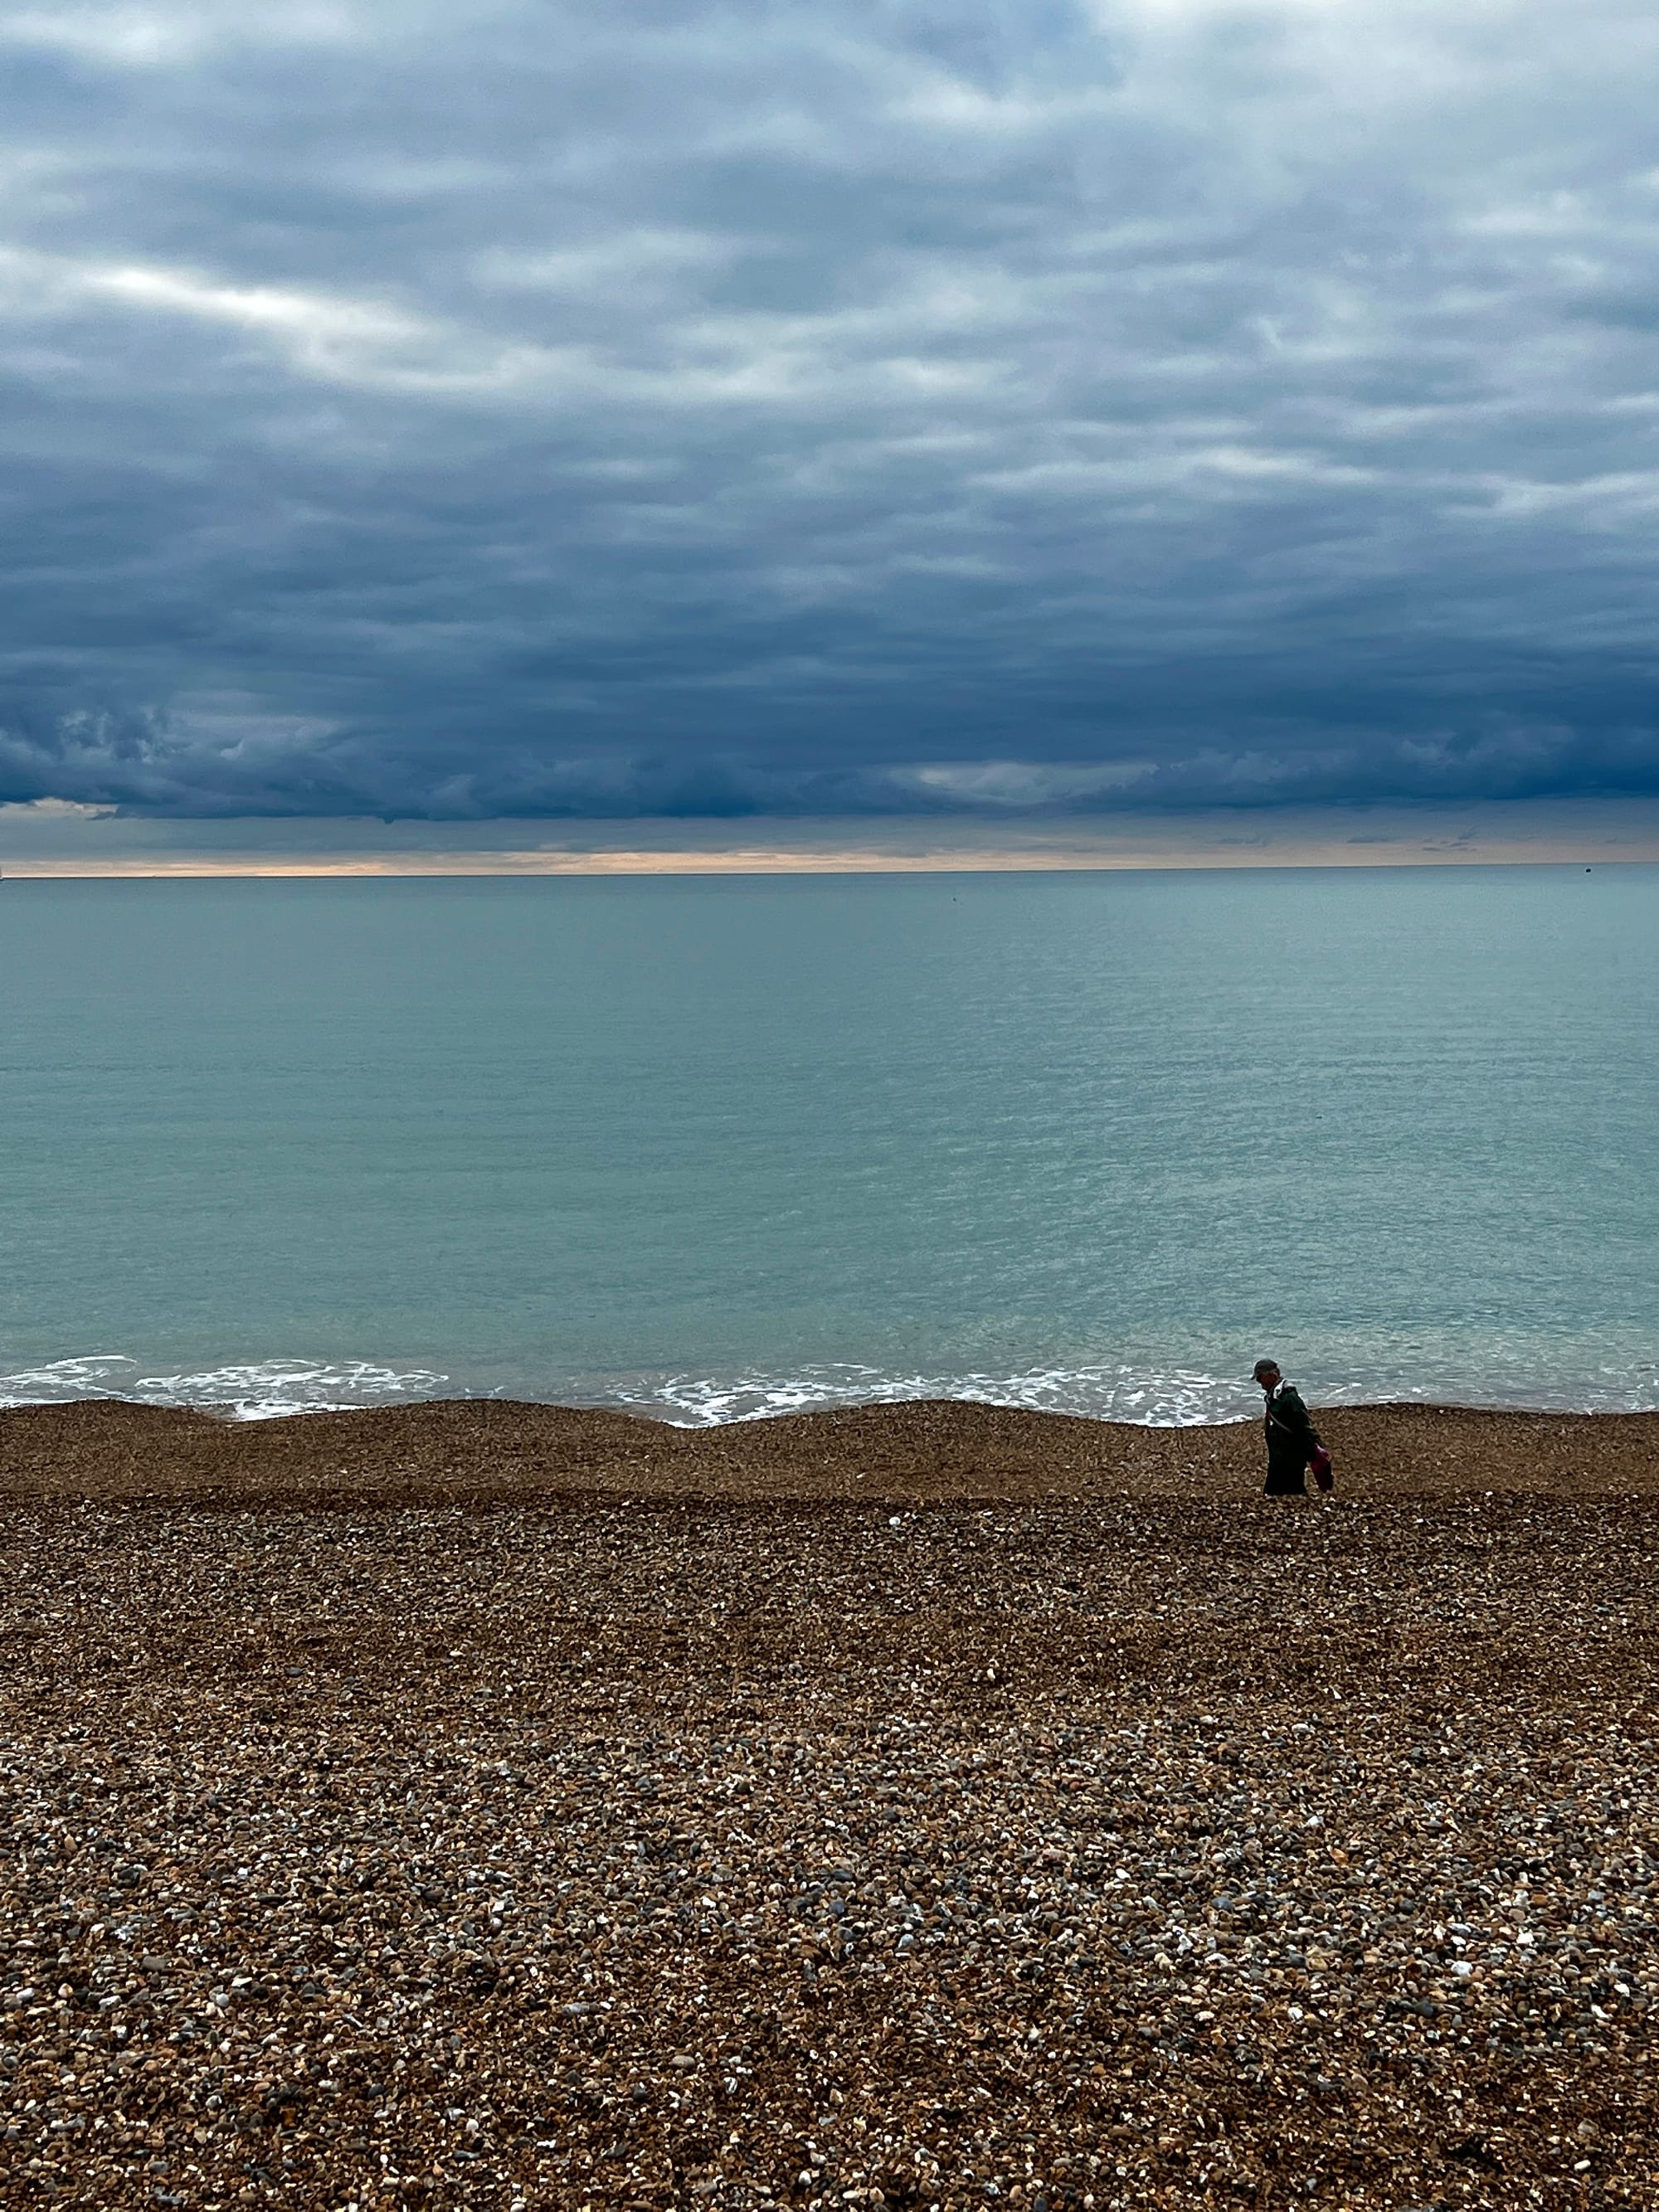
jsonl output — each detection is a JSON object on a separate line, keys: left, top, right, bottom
{"left": 7, "top": 840, "right": 1659, "bottom": 879}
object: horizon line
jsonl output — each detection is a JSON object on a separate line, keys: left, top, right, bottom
{"left": 2, "top": 842, "right": 1657, "bottom": 879}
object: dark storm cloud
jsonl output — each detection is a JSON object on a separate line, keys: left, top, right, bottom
{"left": 3, "top": 0, "right": 1659, "bottom": 817}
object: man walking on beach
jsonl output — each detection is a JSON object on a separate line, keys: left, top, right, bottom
{"left": 1253, "top": 1358, "right": 1325, "bottom": 1495}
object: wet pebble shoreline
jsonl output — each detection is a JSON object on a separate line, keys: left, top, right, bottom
{"left": 2, "top": 1494, "right": 1657, "bottom": 2210}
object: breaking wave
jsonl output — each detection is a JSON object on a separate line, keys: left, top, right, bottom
{"left": 5, "top": 1350, "right": 1658, "bottom": 1425}
{"left": 0, "top": 1355, "right": 451, "bottom": 1421}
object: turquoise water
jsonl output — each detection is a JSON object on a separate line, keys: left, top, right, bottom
{"left": 2, "top": 868, "right": 1656, "bottom": 1422}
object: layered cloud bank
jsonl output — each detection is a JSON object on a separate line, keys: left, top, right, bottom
{"left": 3, "top": 0, "right": 1659, "bottom": 819}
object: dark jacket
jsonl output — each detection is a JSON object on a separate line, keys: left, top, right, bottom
{"left": 1263, "top": 1383, "right": 1321, "bottom": 1495}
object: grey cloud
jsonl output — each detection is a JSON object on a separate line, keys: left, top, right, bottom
{"left": 2, "top": 0, "right": 1659, "bottom": 818}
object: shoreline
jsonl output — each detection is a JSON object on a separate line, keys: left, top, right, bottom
{"left": 5, "top": 1393, "right": 1659, "bottom": 1503}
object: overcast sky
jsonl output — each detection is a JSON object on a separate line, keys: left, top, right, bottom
{"left": 3, "top": 0, "right": 1659, "bottom": 826}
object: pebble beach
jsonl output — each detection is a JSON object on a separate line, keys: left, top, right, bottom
{"left": 2, "top": 1398, "right": 1657, "bottom": 2210}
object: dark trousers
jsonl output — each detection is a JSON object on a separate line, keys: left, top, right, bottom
{"left": 1264, "top": 1456, "right": 1308, "bottom": 1495}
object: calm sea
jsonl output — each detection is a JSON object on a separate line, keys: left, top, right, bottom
{"left": 2, "top": 868, "right": 1656, "bottom": 1423}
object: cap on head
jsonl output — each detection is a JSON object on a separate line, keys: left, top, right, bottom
{"left": 1252, "top": 1358, "right": 1280, "bottom": 1382}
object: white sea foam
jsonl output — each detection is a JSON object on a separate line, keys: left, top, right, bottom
{"left": 0, "top": 1354, "right": 144, "bottom": 1403}
{"left": 607, "top": 1363, "right": 1260, "bottom": 1427}
{"left": 4, "top": 1351, "right": 1657, "bottom": 1425}
{"left": 601, "top": 1356, "right": 1659, "bottom": 1426}
{"left": 0, "top": 1354, "right": 450, "bottom": 1420}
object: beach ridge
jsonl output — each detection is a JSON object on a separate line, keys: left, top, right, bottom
{"left": 4, "top": 1393, "right": 1658, "bottom": 1505}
